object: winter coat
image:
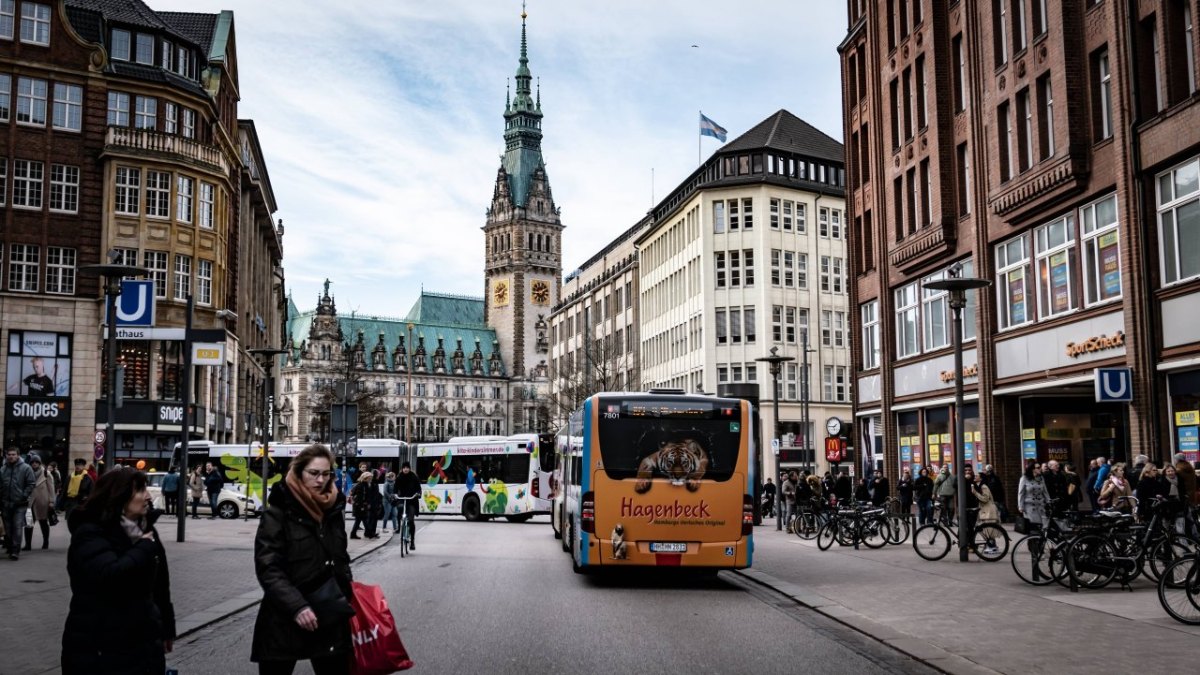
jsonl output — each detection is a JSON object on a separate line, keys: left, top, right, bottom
{"left": 870, "top": 476, "right": 890, "bottom": 506}
{"left": 61, "top": 509, "right": 175, "bottom": 675}
{"left": 934, "top": 470, "right": 957, "bottom": 499}
{"left": 0, "top": 458, "right": 36, "bottom": 509}
{"left": 982, "top": 472, "right": 1006, "bottom": 504}
{"left": 30, "top": 467, "right": 55, "bottom": 521}
{"left": 973, "top": 482, "right": 1000, "bottom": 523}
{"left": 834, "top": 475, "right": 852, "bottom": 502}
{"left": 161, "top": 471, "right": 181, "bottom": 494}
{"left": 1018, "top": 475, "right": 1052, "bottom": 525}
{"left": 204, "top": 470, "right": 224, "bottom": 495}
{"left": 351, "top": 480, "right": 382, "bottom": 517}
{"left": 780, "top": 478, "right": 797, "bottom": 504}
{"left": 1043, "top": 470, "right": 1067, "bottom": 501}
{"left": 1063, "top": 470, "right": 1082, "bottom": 506}
{"left": 1099, "top": 476, "right": 1133, "bottom": 513}
{"left": 1177, "top": 461, "right": 1199, "bottom": 505}
{"left": 913, "top": 476, "right": 934, "bottom": 501}
{"left": 396, "top": 471, "right": 422, "bottom": 500}
{"left": 1094, "top": 463, "right": 1112, "bottom": 491}
{"left": 189, "top": 472, "right": 205, "bottom": 500}
{"left": 897, "top": 477, "right": 914, "bottom": 504}
{"left": 251, "top": 481, "right": 353, "bottom": 663}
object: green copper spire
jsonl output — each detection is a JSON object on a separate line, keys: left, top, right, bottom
{"left": 501, "top": 4, "right": 545, "bottom": 208}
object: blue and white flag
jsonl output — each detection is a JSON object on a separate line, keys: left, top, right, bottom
{"left": 699, "top": 112, "right": 727, "bottom": 142}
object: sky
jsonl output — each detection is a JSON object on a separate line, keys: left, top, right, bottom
{"left": 151, "top": 0, "right": 848, "bottom": 318}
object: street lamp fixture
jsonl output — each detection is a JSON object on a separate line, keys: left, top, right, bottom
{"left": 81, "top": 256, "right": 150, "bottom": 476}
{"left": 248, "top": 347, "right": 288, "bottom": 508}
{"left": 756, "top": 346, "right": 795, "bottom": 529}
{"left": 923, "top": 269, "right": 991, "bottom": 563}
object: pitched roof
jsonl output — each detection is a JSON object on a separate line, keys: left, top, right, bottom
{"left": 158, "top": 11, "right": 217, "bottom": 52}
{"left": 721, "top": 109, "right": 844, "bottom": 163}
{"left": 404, "top": 291, "right": 486, "bottom": 327}
{"left": 65, "top": 0, "right": 196, "bottom": 46}
{"left": 64, "top": 4, "right": 103, "bottom": 44}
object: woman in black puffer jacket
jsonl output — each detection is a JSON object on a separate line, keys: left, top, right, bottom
{"left": 252, "top": 444, "right": 353, "bottom": 675}
{"left": 62, "top": 468, "right": 175, "bottom": 674}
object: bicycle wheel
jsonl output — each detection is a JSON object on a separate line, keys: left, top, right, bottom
{"left": 817, "top": 521, "right": 837, "bottom": 551}
{"left": 912, "top": 524, "right": 951, "bottom": 561}
{"left": 795, "top": 511, "right": 820, "bottom": 540}
{"left": 1068, "top": 534, "right": 1118, "bottom": 589}
{"left": 862, "top": 516, "right": 891, "bottom": 549}
{"left": 972, "top": 524, "right": 1010, "bottom": 562}
{"left": 886, "top": 515, "right": 910, "bottom": 545}
{"left": 835, "top": 519, "right": 859, "bottom": 547}
{"left": 1159, "top": 556, "right": 1200, "bottom": 625}
{"left": 1011, "top": 535, "right": 1056, "bottom": 585}
{"left": 1147, "top": 535, "right": 1200, "bottom": 583}
{"left": 400, "top": 517, "right": 408, "bottom": 557}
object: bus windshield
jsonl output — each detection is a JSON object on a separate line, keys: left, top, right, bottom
{"left": 596, "top": 396, "right": 743, "bottom": 483}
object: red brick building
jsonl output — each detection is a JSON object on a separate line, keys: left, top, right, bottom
{"left": 842, "top": 0, "right": 1200, "bottom": 489}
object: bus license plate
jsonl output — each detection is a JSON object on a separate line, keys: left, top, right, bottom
{"left": 649, "top": 542, "right": 687, "bottom": 553}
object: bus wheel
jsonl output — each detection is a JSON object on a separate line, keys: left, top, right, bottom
{"left": 505, "top": 514, "right": 534, "bottom": 523}
{"left": 553, "top": 507, "right": 563, "bottom": 540}
{"left": 560, "top": 507, "right": 570, "bottom": 552}
{"left": 569, "top": 522, "right": 585, "bottom": 574}
{"left": 462, "top": 495, "right": 482, "bottom": 522}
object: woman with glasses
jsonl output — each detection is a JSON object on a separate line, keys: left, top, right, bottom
{"left": 251, "top": 444, "right": 353, "bottom": 675}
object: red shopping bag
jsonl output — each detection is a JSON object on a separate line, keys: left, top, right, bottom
{"left": 349, "top": 581, "right": 414, "bottom": 674}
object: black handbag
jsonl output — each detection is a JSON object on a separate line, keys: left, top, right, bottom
{"left": 303, "top": 576, "right": 355, "bottom": 623}
{"left": 1013, "top": 515, "right": 1029, "bottom": 535}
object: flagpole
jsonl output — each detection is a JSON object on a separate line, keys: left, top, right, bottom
{"left": 698, "top": 110, "right": 701, "bottom": 166}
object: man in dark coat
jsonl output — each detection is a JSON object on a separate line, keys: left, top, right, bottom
{"left": 1, "top": 447, "right": 36, "bottom": 559}
{"left": 252, "top": 472, "right": 352, "bottom": 668}
{"left": 395, "top": 461, "right": 422, "bottom": 549}
{"left": 204, "top": 463, "right": 224, "bottom": 519}
{"left": 834, "top": 470, "right": 853, "bottom": 503}
{"left": 870, "top": 472, "right": 890, "bottom": 507}
{"left": 1044, "top": 460, "right": 1067, "bottom": 515}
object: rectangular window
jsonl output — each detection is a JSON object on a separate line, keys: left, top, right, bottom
{"left": 729, "top": 250, "right": 741, "bottom": 287}
{"left": 786, "top": 307, "right": 798, "bottom": 344}
{"left": 820, "top": 255, "right": 831, "bottom": 292}
{"left": 916, "top": 54, "right": 927, "bottom": 128}
{"left": 0, "top": 158, "right": 6, "bottom": 206}
{"left": 173, "top": 254, "right": 191, "bottom": 300}
{"left": 1095, "top": 47, "right": 1113, "bottom": 140}
{"left": 16, "top": 76, "right": 47, "bottom": 125}
{"left": 199, "top": 182, "right": 215, "bottom": 228}
{"left": 920, "top": 159, "right": 931, "bottom": 227}
{"left": 19, "top": 2, "right": 49, "bottom": 45}
{"left": 823, "top": 366, "right": 834, "bottom": 401}
{"left": 107, "top": 91, "right": 129, "bottom": 126}
{"left": 783, "top": 200, "right": 794, "bottom": 231}
{"left": 160, "top": 39, "right": 172, "bottom": 70}
{"left": 713, "top": 200, "right": 725, "bottom": 233}
{"left": 831, "top": 210, "right": 842, "bottom": 239}
{"left": 52, "top": 83, "right": 82, "bottom": 131}
{"left": 49, "top": 164, "right": 78, "bottom": 213}
{"left": 832, "top": 257, "right": 844, "bottom": 293}
{"left": 922, "top": 272, "right": 950, "bottom": 351}
{"left": 45, "top": 246, "right": 75, "bottom": 294}
{"left": 1081, "top": 194, "right": 1121, "bottom": 304}
{"left": 819, "top": 207, "right": 829, "bottom": 236}
{"left": 894, "top": 175, "right": 905, "bottom": 240}
{"left": 111, "top": 29, "right": 130, "bottom": 61}
{"left": 902, "top": 66, "right": 913, "bottom": 139}
{"left": 9, "top": 244, "right": 38, "bottom": 291}
{"left": 715, "top": 251, "right": 726, "bottom": 288}
{"left": 957, "top": 143, "right": 971, "bottom": 216}
{"left": 1156, "top": 157, "right": 1200, "bottom": 284}
{"left": 145, "top": 170, "right": 170, "bottom": 218}
{"left": 0, "top": 0, "right": 12, "bottom": 40}
{"left": 716, "top": 308, "right": 727, "bottom": 345}
{"left": 821, "top": 310, "right": 833, "bottom": 347}
{"left": 994, "top": 0, "right": 1009, "bottom": 66}
{"left": 175, "top": 47, "right": 189, "bottom": 77}
{"left": 890, "top": 78, "right": 900, "bottom": 148}
{"left": 1035, "top": 215, "right": 1076, "bottom": 318}
{"left": 835, "top": 366, "right": 848, "bottom": 402}
{"left": 728, "top": 199, "right": 740, "bottom": 230}
{"left": 996, "top": 235, "right": 1031, "bottom": 328}
{"left": 906, "top": 167, "right": 917, "bottom": 234}
{"left": 1037, "top": 74, "right": 1055, "bottom": 160}
{"left": 730, "top": 307, "right": 742, "bottom": 343}
{"left": 998, "top": 101, "right": 1013, "bottom": 181}
{"left": 197, "top": 259, "right": 212, "bottom": 306}
{"left": 144, "top": 251, "right": 168, "bottom": 298}
{"left": 115, "top": 167, "right": 140, "bottom": 215}
{"left": 135, "top": 33, "right": 154, "bottom": 64}
{"left": 862, "top": 300, "right": 880, "bottom": 369}
{"left": 1185, "top": 2, "right": 1197, "bottom": 96}
{"left": 134, "top": 96, "right": 156, "bottom": 130}
{"left": 783, "top": 250, "right": 795, "bottom": 287}
{"left": 742, "top": 198, "right": 753, "bottom": 229}
{"left": 744, "top": 307, "right": 756, "bottom": 344}
{"left": 953, "top": 33, "right": 967, "bottom": 112}
{"left": 796, "top": 203, "right": 807, "bottom": 233}
{"left": 111, "top": 248, "right": 137, "bottom": 268}
{"left": 1033, "top": 0, "right": 1048, "bottom": 37}
{"left": 164, "top": 102, "right": 177, "bottom": 134}
{"left": 176, "top": 175, "right": 194, "bottom": 223}
{"left": 182, "top": 108, "right": 195, "bottom": 138}
{"left": 895, "top": 283, "right": 919, "bottom": 357}
{"left": 771, "top": 305, "right": 783, "bottom": 342}
{"left": 1017, "top": 87, "right": 1033, "bottom": 172}
{"left": 770, "top": 249, "right": 781, "bottom": 286}
{"left": 1013, "top": 0, "right": 1027, "bottom": 53}
{"left": 12, "top": 159, "right": 43, "bottom": 209}
{"left": 797, "top": 253, "right": 808, "bottom": 288}
{"left": 770, "top": 198, "right": 780, "bottom": 229}
{"left": 743, "top": 249, "right": 755, "bottom": 287}
{"left": 0, "top": 73, "right": 9, "bottom": 121}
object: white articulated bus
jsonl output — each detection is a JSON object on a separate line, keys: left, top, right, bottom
{"left": 416, "top": 433, "right": 556, "bottom": 522}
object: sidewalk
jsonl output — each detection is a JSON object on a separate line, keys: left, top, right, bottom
{"left": 739, "top": 520, "right": 1200, "bottom": 675}
{"left": 0, "top": 513, "right": 391, "bottom": 674}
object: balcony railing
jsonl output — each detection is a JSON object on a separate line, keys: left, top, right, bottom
{"left": 105, "top": 127, "right": 229, "bottom": 175}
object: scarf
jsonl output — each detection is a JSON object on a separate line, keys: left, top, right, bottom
{"left": 1167, "top": 475, "right": 1179, "bottom": 498}
{"left": 120, "top": 515, "right": 145, "bottom": 543}
{"left": 285, "top": 469, "right": 337, "bottom": 524}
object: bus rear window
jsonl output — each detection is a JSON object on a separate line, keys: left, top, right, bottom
{"left": 596, "top": 397, "right": 743, "bottom": 483}
{"left": 417, "top": 452, "right": 531, "bottom": 485}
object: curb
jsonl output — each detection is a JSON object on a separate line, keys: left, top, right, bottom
{"left": 174, "top": 530, "right": 395, "bottom": 638}
{"left": 731, "top": 567, "right": 1003, "bottom": 675}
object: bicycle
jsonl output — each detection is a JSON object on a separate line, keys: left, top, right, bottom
{"left": 911, "top": 503, "right": 1009, "bottom": 562}
{"left": 1158, "top": 553, "right": 1200, "bottom": 625}
{"left": 816, "top": 501, "right": 891, "bottom": 551}
{"left": 394, "top": 495, "right": 418, "bottom": 557}
{"left": 1061, "top": 496, "right": 1200, "bottom": 590}
{"left": 793, "top": 496, "right": 832, "bottom": 541}
{"left": 1009, "top": 499, "right": 1078, "bottom": 586}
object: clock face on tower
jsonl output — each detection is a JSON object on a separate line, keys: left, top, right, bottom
{"left": 492, "top": 279, "right": 510, "bottom": 307}
{"left": 531, "top": 279, "right": 550, "bottom": 305}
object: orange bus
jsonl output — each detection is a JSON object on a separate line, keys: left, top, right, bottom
{"left": 559, "top": 390, "right": 755, "bottom": 572}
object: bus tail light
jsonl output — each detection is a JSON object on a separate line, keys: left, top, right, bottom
{"left": 531, "top": 475, "right": 540, "bottom": 499}
{"left": 742, "top": 494, "right": 754, "bottom": 535}
{"left": 582, "top": 492, "right": 595, "bottom": 534}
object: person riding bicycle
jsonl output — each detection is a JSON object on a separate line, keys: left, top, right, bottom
{"left": 394, "top": 461, "right": 422, "bottom": 551}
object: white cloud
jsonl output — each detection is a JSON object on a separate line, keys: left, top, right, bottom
{"left": 149, "top": 0, "right": 847, "bottom": 313}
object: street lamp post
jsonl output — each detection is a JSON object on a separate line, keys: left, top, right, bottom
{"left": 406, "top": 323, "right": 414, "bottom": 445}
{"left": 249, "top": 348, "right": 288, "bottom": 509}
{"left": 924, "top": 269, "right": 991, "bottom": 563}
{"left": 81, "top": 257, "right": 149, "bottom": 475}
{"left": 757, "top": 347, "right": 795, "bottom": 530}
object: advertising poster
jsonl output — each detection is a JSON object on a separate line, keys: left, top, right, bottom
{"left": 1179, "top": 426, "right": 1199, "bottom": 463}
{"left": 1098, "top": 231, "right": 1121, "bottom": 300}
{"left": 1050, "top": 251, "right": 1071, "bottom": 313}
{"left": 964, "top": 441, "right": 975, "bottom": 462}
{"left": 1022, "top": 439, "right": 1038, "bottom": 460}
{"left": 1008, "top": 270, "right": 1026, "bottom": 325}
{"left": 6, "top": 331, "right": 72, "bottom": 398}
{"left": 930, "top": 443, "right": 941, "bottom": 463}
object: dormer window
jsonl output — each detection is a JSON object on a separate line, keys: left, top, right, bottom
{"left": 111, "top": 29, "right": 130, "bottom": 61}
{"left": 19, "top": 3, "right": 49, "bottom": 46}
{"left": 160, "top": 39, "right": 172, "bottom": 69}
{"left": 135, "top": 33, "right": 153, "bottom": 64}
{"left": 175, "top": 47, "right": 189, "bottom": 78}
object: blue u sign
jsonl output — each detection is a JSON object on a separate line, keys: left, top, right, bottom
{"left": 110, "top": 280, "right": 156, "bottom": 327}
{"left": 1094, "top": 367, "right": 1133, "bottom": 403}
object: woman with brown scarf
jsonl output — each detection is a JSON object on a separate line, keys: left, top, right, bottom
{"left": 251, "top": 444, "right": 353, "bottom": 675}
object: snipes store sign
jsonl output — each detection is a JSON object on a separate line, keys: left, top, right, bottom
{"left": 7, "top": 398, "right": 70, "bottom": 422}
